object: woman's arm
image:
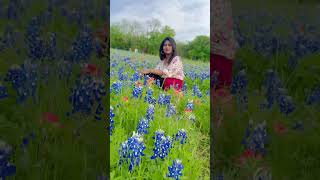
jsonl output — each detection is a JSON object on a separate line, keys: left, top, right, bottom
{"left": 140, "top": 69, "right": 164, "bottom": 76}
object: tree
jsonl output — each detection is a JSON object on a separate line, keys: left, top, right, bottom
{"left": 186, "top": 35, "right": 210, "bottom": 61}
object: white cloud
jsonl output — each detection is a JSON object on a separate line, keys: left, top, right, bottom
{"left": 110, "top": 0, "right": 210, "bottom": 43}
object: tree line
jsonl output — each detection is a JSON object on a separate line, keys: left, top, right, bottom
{"left": 110, "top": 18, "right": 209, "bottom": 62}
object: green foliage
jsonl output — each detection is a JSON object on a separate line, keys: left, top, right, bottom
{"left": 110, "top": 18, "right": 209, "bottom": 61}
{"left": 185, "top": 35, "right": 210, "bottom": 61}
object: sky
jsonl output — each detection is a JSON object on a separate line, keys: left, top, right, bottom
{"left": 110, "top": 0, "right": 210, "bottom": 43}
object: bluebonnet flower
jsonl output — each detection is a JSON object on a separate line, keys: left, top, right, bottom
{"left": 110, "top": 106, "right": 115, "bottom": 135}
{"left": 231, "top": 70, "right": 248, "bottom": 111}
{"left": 186, "top": 99, "right": 194, "bottom": 111}
{"left": 112, "top": 81, "right": 122, "bottom": 94}
{"left": 131, "top": 71, "right": 140, "bottom": 82}
{"left": 23, "top": 62, "right": 38, "bottom": 102}
{"left": 119, "top": 132, "right": 146, "bottom": 172}
{"left": 0, "top": 83, "right": 8, "bottom": 100}
{"left": 241, "top": 120, "right": 268, "bottom": 156}
{"left": 143, "top": 75, "right": 149, "bottom": 86}
{"left": 292, "top": 121, "right": 304, "bottom": 131}
{"left": 25, "top": 17, "right": 44, "bottom": 61}
{"left": 7, "top": 1, "right": 18, "bottom": 20}
{"left": 132, "top": 85, "right": 143, "bottom": 99}
{"left": 188, "top": 71, "right": 197, "bottom": 81}
{"left": 93, "top": 80, "right": 106, "bottom": 102}
{"left": 137, "top": 118, "right": 150, "bottom": 135}
{"left": 164, "top": 95, "right": 171, "bottom": 106}
{"left": 44, "top": 32, "right": 57, "bottom": 61}
{"left": 0, "top": 26, "right": 16, "bottom": 51}
{"left": 182, "top": 82, "right": 187, "bottom": 94}
{"left": 278, "top": 94, "right": 295, "bottom": 115}
{"left": 69, "top": 76, "right": 96, "bottom": 115}
{"left": 118, "top": 67, "right": 128, "bottom": 81}
{"left": 175, "top": 129, "right": 187, "bottom": 144}
{"left": 144, "top": 88, "right": 156, "bottom": 105}
{"left": 306, "top": 86, "right": 320, "bottom": 105}
{"left": 4, "top": 63, "right": 38, "bottom": 103}
{"left": 151, "top": 130, "right": 173, "bottom": 160}
{"left": 166, "top": 104, "right": 176, "bottom": 117}
{"left": 156, "top": 79, "right": 161, "bottom": 88}
{"left": 94, "top": 103, "right": 104, "bottom": 120}
{"left": 21, "top": 132, "right": 36, "bottom": 150}
{"left": 261, "top": 69, "right": 283, "bottom": 109}
{"left": 69, "top": 26, "right": 94, "bottom": 62}
{"left": 158, "top": 93, "right": 165, "bottom": 105}
{"left": 146, "top": 104, "right": 155, "bottom": 121}
{"left": 4, "top": 65, "right": 26, "bottom": 90}
{"left": 192, "top": 85, "right": 202, "bottom": 98}
{"left": 0, "top": 140, "right": 16, "bottom": 179}
{"left": 167, "top": 159, "right": 184, "bottom": 180}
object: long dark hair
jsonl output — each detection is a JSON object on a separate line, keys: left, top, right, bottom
{"left": 159, "top": 37, "right": 177, "bottom": 65}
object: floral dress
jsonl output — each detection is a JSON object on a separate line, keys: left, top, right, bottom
{"left": 155, "top": 56, "right": 185, "bottom": 81}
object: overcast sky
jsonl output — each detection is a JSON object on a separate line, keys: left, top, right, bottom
{"left": 110, "top": 0, "right": 210, "bottom": 43}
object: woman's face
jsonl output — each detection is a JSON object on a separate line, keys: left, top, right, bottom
{"left": 163, "top": 40, "right": 173, "bottom": 55}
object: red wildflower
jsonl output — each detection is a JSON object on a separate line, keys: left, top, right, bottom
{"left": 135, "top": 81, "right": 143, "bottom": 87}
{"left": 274, "top": 121, "right": 288, "bottom": 135}
{"left": 42, "top": 112, "right": 59, "bottom": 123}
{"left": 123, "top": 96, "right": 129, "bottom": 102}
{"left": 243, "top": 149, "right": 255, "bottom": 158}
{"left": 147, "top": 77, "right": 155, "bottom": 86}
{"left": 81, "top": 63, "right": 101, "bottom": 77}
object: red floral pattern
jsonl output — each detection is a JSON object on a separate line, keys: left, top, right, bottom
{"left": 155, "top": 56, "right": 185, "bottom": 80}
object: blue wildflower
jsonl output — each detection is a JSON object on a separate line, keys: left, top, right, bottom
{"left": 110, "top": 106, "right": 115, "bottom": 135}
{"left": 231, "top": 70, "right": 248, "bottom": 111}
{"left": 192, "top": 85, "right": 202, "bottom": 98}
{"left": 175, "top": 129, "right": 187, "bottom": 144}
{"left": 112, "top": 81, "right": 122, "bottom": 94}
{"left": 0, "top": 84, "right": 8, "bottom": 100}
{"left": 186, "top": 99, "right": 194, "bottom": 111}
{"left": 132, "top": 85, "right": 143, "bottom": 99}
{"left": 167, "top": 159, "right": 184, "bottom": 180}
{"left": 146, "top": 104, "right": 155, "bottom": 121}
{"left": 131, "top": 71, "right": 140, "bottom": 82}
{"left": 119, "top": 132, "right": 146, "bottom": 172}
{"left": 151, "top": 129, "right": 173, "bottom": 160}
{"left": 0, "top": 140, "right": 16, "bottom": 179}
{"left": 137, "top": 118, "right": 150, "bottom": 135}
{"left": 306, "top": 86, "right": 320, "bottom": 105}
{"left": 166, "top": 104, "right": 176, "bottom": 117}
{"left": 158, "top": 93, "right": 165, "bottom": 106}
{"left": 241, "top": 120, "right": 268, "bottom": 156}
{"left": 94, "top": 103, "right": 104, "bottom": 120}
{"left": 144, "top": 88, "right": 156, "bottom": 104}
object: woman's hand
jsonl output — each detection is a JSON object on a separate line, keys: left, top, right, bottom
{"left": 140, "top": 69, "right": 150, "bottom": 75}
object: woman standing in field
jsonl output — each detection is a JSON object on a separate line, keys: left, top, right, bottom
{"left": 211, "top": 0, "right": 238, "bottom": 99}
{"left": 140, "top": 37, "right": 185, "bottom": 91}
